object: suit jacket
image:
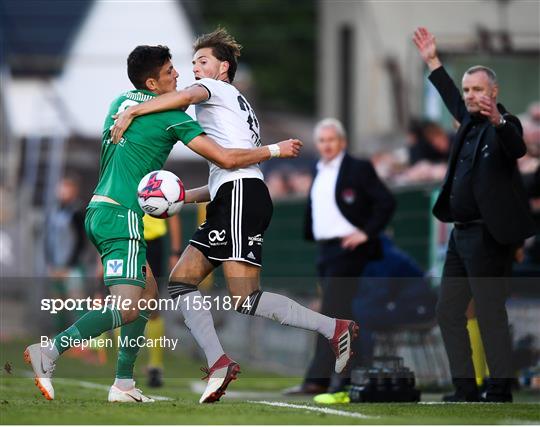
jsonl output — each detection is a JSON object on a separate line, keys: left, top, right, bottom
{"left": 429, "top": 67, "right": 535, "bottom": 245}
{"left": 304, "top": 153, "right": 396, "bottom": 259}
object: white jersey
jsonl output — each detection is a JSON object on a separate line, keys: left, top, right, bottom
{"left": 194, "top": 78, "right": 264, "bottom": 199}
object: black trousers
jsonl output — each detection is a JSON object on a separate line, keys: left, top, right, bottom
{"left": 437, "top": 224, "right": 514, "bottom": 383}
{"left": 304, "top": 241, "right": 369, "bottom": 388}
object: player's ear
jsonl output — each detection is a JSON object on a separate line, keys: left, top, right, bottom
{"left": 491, "top": 83, "right": 499, "bottom": 99}
{"left": 145, "top": 77, "right": 158, "bottom": 92}
{"left": 219, "top": 61, "right": 230, "bottom": 76}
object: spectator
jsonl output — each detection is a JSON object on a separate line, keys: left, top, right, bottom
{"left": 352, "top": 235, "right": 437, "bottom": 367}
{"left": 408, "top": 119, "right": 451, "bottom": 165}
{"left": 44, "top": 175, "right": 86, "bottom": 329}
{"left": 285, "top": 117, "right": 395, "bottom": 395}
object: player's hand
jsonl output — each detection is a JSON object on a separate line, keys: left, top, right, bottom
{"left": 341, "top": 230, "right": 368, "bottom": 250}
{"left": 277, "top": 139, "right": 303, "bottom": 158}
{"left": 478, "top": 95, "right": 501, "bottom": 126}
{"left": 413, "top": 27, "right": 441, "bottom": 70}
{"left": 110, "top": 108, "right": 136, "bottom": 144}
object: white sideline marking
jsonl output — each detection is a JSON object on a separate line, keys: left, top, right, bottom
{"left": 190, "top": 381, "right": 282, "bottom": 399}
{"left": 22, "top": 370, "right": 172, "bottom": 401}
{"left": 249, "top": 400, "right": 378, "bottom": 420}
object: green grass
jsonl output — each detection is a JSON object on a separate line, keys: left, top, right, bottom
{"left": 1, "top": 340, "right": 539, "bottom": 424}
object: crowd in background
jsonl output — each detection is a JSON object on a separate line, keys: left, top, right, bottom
{"left": 264, "top": 100, "right": 540, "bottom": 199}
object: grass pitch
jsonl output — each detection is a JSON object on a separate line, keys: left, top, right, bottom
{"left": 1, "top": 340, "right": 539, "bottom": 425}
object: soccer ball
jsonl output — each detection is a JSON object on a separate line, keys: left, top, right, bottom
{"left": 137, "top": 170, "right": 185, "bottom": 218}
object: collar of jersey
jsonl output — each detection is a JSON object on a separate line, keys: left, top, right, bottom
{"left": 130, "top": 89, "right": 157, "bottom": 97}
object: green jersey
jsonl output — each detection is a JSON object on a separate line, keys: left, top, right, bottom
{"left": 93, "top": 90, "right": 204, "bottom": 215}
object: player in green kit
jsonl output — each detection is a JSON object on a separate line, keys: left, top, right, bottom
{"left": 24, "top": 45, "right": 303, "bottom": 402}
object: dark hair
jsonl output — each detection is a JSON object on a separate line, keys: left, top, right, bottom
{"left": 465, "top": 65, "right": 497, "bottom": 85}
{"left": 193, "top": 27, "right": 242, "bottom": 82}
{"left": 127, "top": 45, "right": 172, "bottom": 90}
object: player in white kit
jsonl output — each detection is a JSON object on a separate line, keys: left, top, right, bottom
{"left": 112, "top": 28, "right": 358, "bottom": 404}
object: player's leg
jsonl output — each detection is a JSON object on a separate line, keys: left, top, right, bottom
{"left": 109, "top": 262, "right": 157, "bottom": 403}
{"left": 24, "top": 280, "right": 143, "bottom": 401}
{"left": 168, "top": 245, "right": 241, "bottom": 403}
{"left": 24, "top": 204, "right": 145, "bottom": 400}
{"left": 168, "top": 245, "right": 225, "bottom": 367}
{"left": 224, "top": 260, "right": 354, "bottom": 374}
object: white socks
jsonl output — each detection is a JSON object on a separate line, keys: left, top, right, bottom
{"left": 178, "top": 290, "right": 224, "bottom": 367}
{"left": 114, "top": 378, "right": 135, "bottom": 391}
{"left": 251, "top": 292, "right": 336, "bottom": 339}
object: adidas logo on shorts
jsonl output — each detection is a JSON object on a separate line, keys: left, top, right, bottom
{"left": 247, "top": 252, "right": 256, "bottom": 260}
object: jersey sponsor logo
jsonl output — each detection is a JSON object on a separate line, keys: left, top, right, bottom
{"left": 247, "top": 251, "right": 256, "bottom": 260}
{"left": 138, "top": 172, "right": 165, "bottom": 201}
{"left": 106, "top": 259, "right": 123, "bottom": 277}
{"left": 208, "top": 229, "right": 227, "bottom": 246}
{"left": 248, "top": 234, "right": 263, "bottom": 246}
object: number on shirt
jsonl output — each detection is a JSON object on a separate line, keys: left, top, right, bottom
{"left": 237, "top": 95, "right": 261, "bottom": 146}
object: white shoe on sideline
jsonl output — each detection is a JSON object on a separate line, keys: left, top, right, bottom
{"left": 108, "top": 384, "right": 155, "bottom": 403}
{"left": 24, "top": 343, "right": 56, "bottom": 400}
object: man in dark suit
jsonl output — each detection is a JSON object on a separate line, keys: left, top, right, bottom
{"left": 413, "top": 27, "right": 536, "bottom": 402}
{"left": 286, "top": 118, "right": 395, "bottom": 396}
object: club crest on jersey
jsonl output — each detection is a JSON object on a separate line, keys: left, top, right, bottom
{"left": 341, "top": 188, "right": 356, "bottom": 204}
{"left": 106, "top": 259, "right": 123, "bottom": 277}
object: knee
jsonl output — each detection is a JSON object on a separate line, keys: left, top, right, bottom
{"left": 168, "top": 281, "right": 198, "bottom": 300}
{"left": 234, "top": 289, "right": 263, "bottom": 315}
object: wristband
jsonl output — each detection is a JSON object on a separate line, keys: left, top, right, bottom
{"left": 268, "top": 144, "right": 280, "bottom": 158}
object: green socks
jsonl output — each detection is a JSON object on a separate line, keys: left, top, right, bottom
{"left": 115, "top": 309, "right": 151, "bottom": 379}
{"left": 51, "top": 306, "right": 151, "bottom": 380}
{"left": 53, "top": 306, "right": 123, "bottom": 354}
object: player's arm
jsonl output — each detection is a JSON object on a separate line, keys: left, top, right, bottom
{"left": 185, "top": 185, "right": 211, "bottom": 204}
{"left": 187, "top": 134, "right": 303, "bottom": 169}
{"left": 413, "top": 27, "right": 467, "bottom": 123}
{"left": 412, "top": 27, "right": 442, "bottom": 72}
{"left": 111, "top": 85, "right": 209, "bottom": 143}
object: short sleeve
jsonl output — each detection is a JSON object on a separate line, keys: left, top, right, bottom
{"left": 194, "top": 78, "right": 221, "bottom": 103}
{"left": 166, "top": 113, "right": 205, "bottom": 145}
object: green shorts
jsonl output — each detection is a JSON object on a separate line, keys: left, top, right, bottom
{"left": 85, "top": 201, "right": 147, "bottom": 287}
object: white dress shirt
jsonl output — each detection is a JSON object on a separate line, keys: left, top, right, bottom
{"left": 311, "top": 151, "right": 358, "bottom": 240}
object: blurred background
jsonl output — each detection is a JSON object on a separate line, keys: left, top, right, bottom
{"left": 1, "top": 0, "right": 539, "bottom": 389}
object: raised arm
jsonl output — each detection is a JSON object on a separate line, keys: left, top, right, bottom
{"left": 111, "top": 85, "right": 209, "bottom": 143}
{"left": 412, "top": 27, "right": 442, "bottom": 72}
{"left": 413, "top": 27, "right": 467, "bottom": 123}
{"left": 187, "top": 134, "right": 303, "bottom": 170}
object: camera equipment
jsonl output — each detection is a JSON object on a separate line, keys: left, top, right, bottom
{"left": 349, "top": 356, "right": 421, "bottom": 403}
